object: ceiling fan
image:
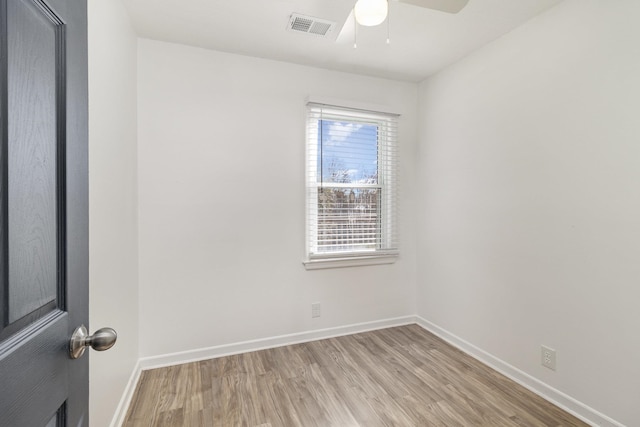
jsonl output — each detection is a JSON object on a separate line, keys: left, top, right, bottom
{"left": 355, "top": 0, "right": 470, "bottom": 26}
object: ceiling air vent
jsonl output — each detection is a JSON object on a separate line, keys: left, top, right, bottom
{"left": 287, "top": 13, "right": 336, "bottom": 38}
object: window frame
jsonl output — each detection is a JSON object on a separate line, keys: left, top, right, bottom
{"left": 304, "top": 102, "right": 399, "bottom": 270}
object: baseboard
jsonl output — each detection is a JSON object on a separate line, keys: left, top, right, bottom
{"left": 109, "top": 359, "right": 142, "bottom": 427}
{"left": 138, "top": 315, "right": 416, "bottom": 370}
{"left": 415, "top": 316, "right": 625, "bottom": 427}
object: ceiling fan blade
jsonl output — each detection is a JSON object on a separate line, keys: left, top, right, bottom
{"left": 395, "top": 0, "right": 470, "bottom": 14}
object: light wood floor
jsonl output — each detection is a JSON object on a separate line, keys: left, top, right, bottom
{"left": 124, "top": 325, "right": 589, "bottom": 426}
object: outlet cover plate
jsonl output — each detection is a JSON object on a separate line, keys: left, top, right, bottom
{"left": 541, "top": 345, "right": 556, "bottom": 371}
{"left": 311, "top": 302, "right": 321, "bottom": 318}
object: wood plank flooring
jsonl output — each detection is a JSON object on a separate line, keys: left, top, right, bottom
{"left": 123, "top": 325, "right": 589, "bottom": 427}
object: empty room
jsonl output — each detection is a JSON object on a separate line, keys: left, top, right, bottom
{"left": 1, "top": 0, "right": 638, "bottom": 426}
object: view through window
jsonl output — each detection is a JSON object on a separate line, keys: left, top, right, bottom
{"left": 316, "top": 119, "right": 380, "bottom": 252}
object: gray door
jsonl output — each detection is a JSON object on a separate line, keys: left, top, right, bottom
{"left": 0, "top": 0, "right": 89, "bottom": 425}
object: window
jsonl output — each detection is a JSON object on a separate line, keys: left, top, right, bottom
{"left": 305, "top": 103, "right": 398, "bottom": 269}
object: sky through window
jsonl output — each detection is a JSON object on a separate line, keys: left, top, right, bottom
{"left": 318, "top": 119, "right": 378, "bottom": 184}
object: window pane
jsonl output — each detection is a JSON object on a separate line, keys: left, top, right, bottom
{"left": 306, "top": 103, "right": 398, "bottom": 264}
{"left": 317, "top": 120, "right": 378, "bottom": 184}
{"left": 317, "top": 187, "right": 380, "bottom": 253}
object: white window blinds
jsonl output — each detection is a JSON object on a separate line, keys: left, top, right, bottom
{"left": 306, "top": 103, "right": 399, "bottom": 265}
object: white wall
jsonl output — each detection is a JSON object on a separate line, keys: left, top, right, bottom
{"left": 137, "top": 39, "right": 418, "bottom": 358}
{"left": 416, "top": 0, "right": 640, "bottom": 425}
{"left": 88, "top": 1, "right": 139, "bottom": 426}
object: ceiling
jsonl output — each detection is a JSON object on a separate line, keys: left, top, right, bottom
{"left": 122, "top": 0, "right": 563, "bottom": 82}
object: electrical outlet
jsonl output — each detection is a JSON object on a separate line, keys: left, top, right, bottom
{"left": 541, "top": 345, "right": 556, "bottom": 371}
{"left": 311, "top": 302, "right": 321, "bottom": 318}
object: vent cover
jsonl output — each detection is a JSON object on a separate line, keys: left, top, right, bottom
{"left": 287, "top": 13, "right": 336, "bottom": 37}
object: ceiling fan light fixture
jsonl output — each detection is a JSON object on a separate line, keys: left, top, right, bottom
{"left": 354, "top": 0, "right": 388, "bottom": 27}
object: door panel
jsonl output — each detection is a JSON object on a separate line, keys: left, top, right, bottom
{"left": 0, "top": 0, "right": 88, "bottom": 425}
{"left": 7, "top": 0, "right": 60, "bottom": 324}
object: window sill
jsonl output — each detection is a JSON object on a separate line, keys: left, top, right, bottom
{"left": 303, "top": 254, "right": 398, "bottom": 270}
